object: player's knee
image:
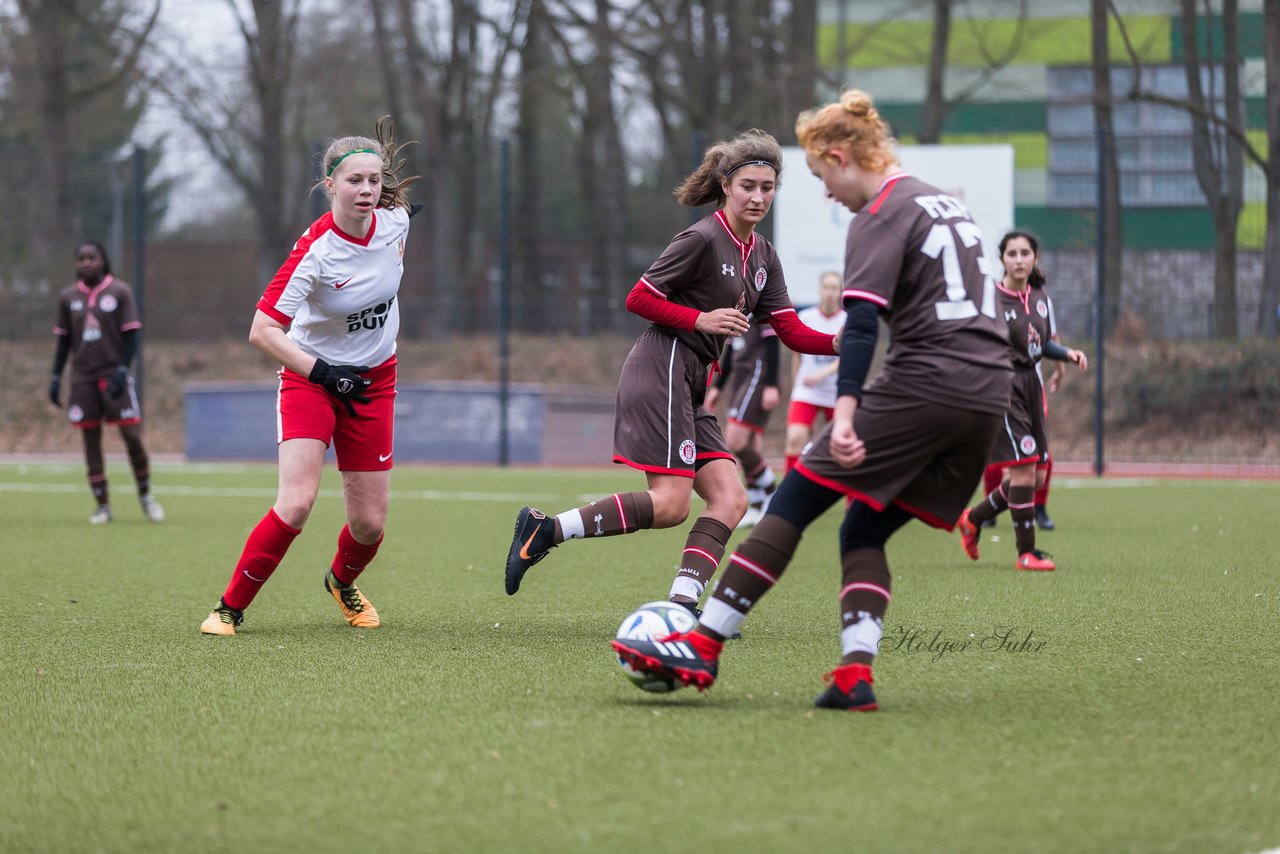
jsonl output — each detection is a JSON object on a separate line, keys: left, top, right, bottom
{"left": 650, "top": 493, "right": 691, "bottom": 528}
{"left": 346, "top": 512, "right": 385, "bottom": 543}
{"left": 274, "top": 500, "right": 314, "bottom": 530}
{"left": 784, "top": 429, "right": 807, "bottom": 456}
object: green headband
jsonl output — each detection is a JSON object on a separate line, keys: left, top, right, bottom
{"left": 326, "top": 148, "right": 379, "bottom": 177}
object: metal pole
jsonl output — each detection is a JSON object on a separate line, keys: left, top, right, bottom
{"left": 132, "top": 145, "right": 146, "bottom": 405}
{"left": 498, "top": 138, "right": 512, "bottom": 467}
{"left": 1093, "top": 127, "right": 1106, "bottom": 478}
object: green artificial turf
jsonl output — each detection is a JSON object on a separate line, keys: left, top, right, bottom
{"left": 2, "top": 462, "right": 1278, "bottom": 853}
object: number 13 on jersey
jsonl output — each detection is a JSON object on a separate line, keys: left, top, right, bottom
{"left": 922, "top": 221, "right": 997, "bottom": 321}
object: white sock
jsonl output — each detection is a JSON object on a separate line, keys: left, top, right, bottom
{"left": 701, "top": 598, "right": 747, "bottom": 638}
{"left": 557, "top": 509, "right": 585, "bottom": 541}
{"left": 751, "top": 467, "right": 776, "bottom": 490}
{"left": 669, "top": 576, "right": 703, "bottom": 603}
{"left": 840, "top": 612, "right": 883, "bottom": 658}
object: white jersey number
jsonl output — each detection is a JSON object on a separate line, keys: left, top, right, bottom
{"left": 921, "top": 222, "right": 997, "bottom": 321}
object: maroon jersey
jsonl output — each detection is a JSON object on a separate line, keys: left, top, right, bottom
{"left": 996, "top": 282, "right": 1053, "bottom": 370}
{"left": 53, "top": 275, "right": 141, "bottom": 379}
{"left": 842, "top": 174, "right": 1010, "bottom": 415}
{"left": 638, "top": 210, "right": 795, "bottom": 365}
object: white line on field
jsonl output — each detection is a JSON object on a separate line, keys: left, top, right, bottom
{"left": 0, "top": 481, "right": 572, "bottom": 503}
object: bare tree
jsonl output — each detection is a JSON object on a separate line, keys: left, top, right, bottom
{"left": 1179, "top": 0, "right": 1244, "bottom": 338}
{"left": 1112, "top": 0, "right": 1274, "bottom": 338}
{"left": 1091, "top": 0, "right": 1123, "bottom": 330}
{"left": 1262, "top": 0, "right": 1280, "bottom": 338}
{"left": 911, "top": 0, "right": 1029, "bottom": 143}
{"left": 149, "top": 0, "right": 302, "bottom": 287}
{"left": 13, "top": 0, "right": 157, "bottom": 283}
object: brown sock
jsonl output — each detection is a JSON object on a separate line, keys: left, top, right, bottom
{"left": 1008, "top": 485, "right": 1037, "bottom": 554}
{"left": 554, "top": 491, "right": 655, "bottom": 543}
{"left": 669, "top": 517, "right": 732, "bottom": 602}
{"left": 737, "top": 444, "right": 765, "bottom": 481}
{"left": 839, "top": 548, "right": 892, "bottom": 665}
{"left": 698, "top": 515, "right": 802, "bottom": 639}
{"left": 968, "top": 478, "right": 1010, "bottom": 526}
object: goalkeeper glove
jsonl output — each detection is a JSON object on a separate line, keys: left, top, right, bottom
{"left": 308, "top": 358, "right": 372, "bottom": 417}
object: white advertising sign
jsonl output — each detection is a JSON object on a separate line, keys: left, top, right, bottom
{"left": 774, "top": 144, "right": 1015, "bottom": 307}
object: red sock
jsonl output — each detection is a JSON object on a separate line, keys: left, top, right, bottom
{"left": 687, "top": 629, "right": 725, "bottom": 661}
{"left": 1034, "top": 457, "right": 1053, "bottom": 505}
{"left": 330, "top": 524, "right": 383, "bottom": 585}
{"left": 832, "top": 662, "right": 874, "bottom": 692}
{"left": 222, "top": 509, "right": 301, "bottom": 610}
{"left": 785, "top": 454, "right": 798, "bottom": 473}
{"left": 983, "top": 463, "right": 1003, "bottom": 497}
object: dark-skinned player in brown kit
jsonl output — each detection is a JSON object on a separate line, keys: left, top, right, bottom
{"left": 505, "top": 129, "right": 839, "bottom": 619}
{"left": 613, "top": 89, "right": 1014, "bottom": 711}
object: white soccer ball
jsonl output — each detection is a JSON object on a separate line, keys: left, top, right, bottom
{"left": 615, "top": 600, "right": 698, "bottom": 693}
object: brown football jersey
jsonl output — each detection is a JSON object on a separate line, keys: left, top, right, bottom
{"left": 996, "top": 283, "right": 1053, "bottom": 370}
{"left": 842, "top": 174, "right": 1011, "bottom": 415}
{"left": 638, "top": 210, "right": 795, "bottom": 365}
{"left": 53, "top": 275, "right": 141, "bottom": 379}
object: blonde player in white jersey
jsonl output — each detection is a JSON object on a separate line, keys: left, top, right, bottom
{"left": 783, "top": 271, "right": 846, "bottom": 473}
{"left": 200, "top": 118, "right": 421, "bottom": 636}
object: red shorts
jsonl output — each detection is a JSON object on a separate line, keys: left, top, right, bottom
{"left": 786, "top": 399, "right": 833, "bottom": 428}
{"left": 278, "top": 356, "right": 397, "bottom": 471}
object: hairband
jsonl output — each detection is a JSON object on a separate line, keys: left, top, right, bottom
{"left": 327, "top": 148, "right": 379, "bottom": 176}
{"left": 726, "top": 160, "right": 777, "bottom": 177}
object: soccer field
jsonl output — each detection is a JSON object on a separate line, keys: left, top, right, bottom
{"left": 3, "top": 461, "right": 1278, "bottom": 853}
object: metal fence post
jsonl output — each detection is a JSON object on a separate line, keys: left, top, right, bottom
{"left": 499, "top": 138, "right": 513, "bottom": 467}
{"left": 1093, "top": 126, "right": 1106, "bottom": 478}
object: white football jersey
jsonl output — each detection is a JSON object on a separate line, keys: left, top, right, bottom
{"left": 257, "top": 206, "right": 410, "bottom": 368}
{"left": 791, "top": 305, "right": 846, "bottom": 407}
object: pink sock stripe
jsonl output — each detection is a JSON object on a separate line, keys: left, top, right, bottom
{"left": 729, "top": 553, "right": 777, "bottom": 584}
{"left": 1008, "top": 501, "right": 1035, "bottom": 510}
{"left": 683, "top": 546, "right": 718, "bottom": 566}
{"left": 88, "top": 474, "right": 107, "bottom": 483}
{"left": 612, "top": 493, "right": 628, "bottom": 534}
{"left": 839, "top": 581, "right": 891, "bottom": 602}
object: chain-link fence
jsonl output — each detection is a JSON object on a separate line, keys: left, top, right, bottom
{"left": 3, "top": 129, "right": 1277, "bottom": 469}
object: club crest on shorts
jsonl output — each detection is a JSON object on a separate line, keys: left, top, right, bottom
{"left": 679, "top": 439, "right": 696, "bottom": 465}
{"left": 1020, "top": 434, "right": 1037, "bottom": 455}
{"left": 99, "top": 294, "right": 118, "bottom": 312}
{"left": 1036, "top": 299, "right": 1048, "bottom": 318}
{"left": 68, "top": 405, "right": 84, "bottom": 423}
{"left": 754, "top": 266, "right": 767, "bottom": 291}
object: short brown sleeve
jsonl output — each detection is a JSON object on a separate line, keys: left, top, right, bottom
{"left": 842, "top": 215, "right": 908, "bottom": 309}
{"left": 639, "top": 229, "right": 708, "bottom": 297}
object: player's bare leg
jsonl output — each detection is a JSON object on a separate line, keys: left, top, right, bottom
{"left": 666, "top": 459, "right": 745, "bottom": 611}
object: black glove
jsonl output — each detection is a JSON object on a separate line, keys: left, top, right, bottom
{"left": 308, "top": 358, "right": 372, "bottom": 417}
{"left": 49, "top": 374, "right": 62, "bottom": 407}
{"left": 107, "top": 365, "right": 130, "bottom": 398}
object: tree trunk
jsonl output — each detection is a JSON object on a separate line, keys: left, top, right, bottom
{"left": 1091, "top": 0, "right": 1123, "bottom": 333}
{"left": 516, "top": 0, "right": 550, "bottom": 331}
{"left": 920, "top": 0, "right": 952, "bottom": 144}
{"left": 1260, "top": 0, "right": 1280, "bottom": 337}
{"left": 24, "top": 0, "right": 74, "bottom": 285}
{"left": 783, "top": 0, "right": 818, "bottom": 142}
{"left": 1180, "top": 0, "right": 1243, "bottom": 339}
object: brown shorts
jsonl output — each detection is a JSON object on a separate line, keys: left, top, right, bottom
{"left": 988, "top": 369, "right": 1048, "bottom": 467}
{"left": 613, "top": 329, "right": 732, "bottom": 478}
{"left": 67, "top": 374, "right": 141, "bottom": 429}
{"left": 795, "top": 389, "right": 1000, "bottom": 530}
{"left": 725, "top": 357, "right": 772, "bottom": 433}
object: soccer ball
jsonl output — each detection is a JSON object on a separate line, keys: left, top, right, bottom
{"left": 615, "top": 600, "right": 698, "bottom": 693}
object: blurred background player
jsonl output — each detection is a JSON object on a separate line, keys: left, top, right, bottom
{"left": 956, "top": 230, "right": 1086, "bottom": 572}
{"left": 505, "top": 129, "right": 839, "bottom": 615}
{"left": 613, "top": 89, "right": 1013, "bottom": 710}
{"left": 981, "top": 286, "right": 1065, "bottom": 531}
{"left": 49, "top": 240, "right": 163, "bottom": 525}
{"left": 703, "top": 319, "right": 780, "bottom": 528}
{"left": 784, "top": 271, "right": 845, "bottom": 474}
{"left": 199, "top": 118, "right": 420, "bottom": 636}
